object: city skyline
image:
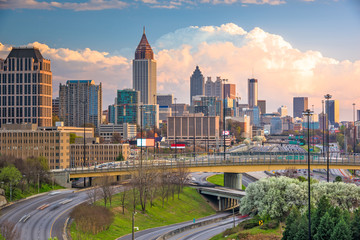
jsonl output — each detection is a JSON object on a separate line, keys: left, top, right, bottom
{"left": 0, "top": 0, "right": 359, "bottom": 121}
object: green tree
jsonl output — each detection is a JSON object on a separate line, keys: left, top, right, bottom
{"left": 351, "top": 208, "right": 360, "bottom": 240}
{"left": 334, "top": 176, "right": 342, "bottom": 182}
{"left": 282, "top": 206, "right": 301, "bottom": 240}
{"left": 116, "top": 152, "right": 124, "bottom": 161}
{"left": 313, "top": 212, "right": 334, "bottom": 240}
{"left": 330, "top": 218, "right": 351, "bottom": 240}
{"left": 312, "top": 196, "right": 331, "bottom": 235}
{"left": 294, "top": 215, "right": 309, "bottom": 240}
{"left": 0, "top": 165, "right": 22, "bottom": 185}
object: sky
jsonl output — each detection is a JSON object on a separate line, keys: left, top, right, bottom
{"left": 0, "top": 0, "right": 360, "bottom": 121}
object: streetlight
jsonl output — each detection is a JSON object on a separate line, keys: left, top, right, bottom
{"left": 222, "top": 79, "right": 228, "bottom": 161}
{"left": 153, "top": 94, "right": 157, "bottom": 158}
{"left": 322, "top": 100, "right": 325, "bottom": 158}
{"left": 80, "top": 97, "right": 87, "bottom": 187}
{"left": 174, "top": 98, "right": 177, "bottom": 160}
{"left": 193, "top": 110, "right": 196, "bottom": 163}
{"left": 324, "top": 94, "right": 332, "bottom": 182}
{"left": 353, "top": 103, "right": 356, "bottom": 161}
{"left": 303, "top": 109, "right": 313, "bottom": 240}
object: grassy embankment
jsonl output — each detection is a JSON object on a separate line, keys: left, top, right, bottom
{"left": 301, "top": 145, "right": 321, "bottom": 153}
{"left": 210, "top": 216, "right": 283, "bottom": 240}
{"left": 4, "top": 183, "right": 64, "bottom": 202}
{"left": 207, "top": 174, "right": 246, "bottom": 190}
{"left": 70, "top": 187, "right": 216, "bottom": 240}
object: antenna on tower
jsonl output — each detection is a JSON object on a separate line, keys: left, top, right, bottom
{"left": 143, "top": 26, "right": 145, "bottom": 34}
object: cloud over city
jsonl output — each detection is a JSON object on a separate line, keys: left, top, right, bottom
{"left": 1, "top": 23, "right": 359, "bottom": 119}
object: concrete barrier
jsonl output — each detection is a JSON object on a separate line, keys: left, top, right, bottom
{"left": 156, "top": 215, "right": 230, "bottom": 240}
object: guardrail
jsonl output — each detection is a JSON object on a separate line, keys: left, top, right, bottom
{"left": 57, "top": 153, "right": 360, "bottom": 175}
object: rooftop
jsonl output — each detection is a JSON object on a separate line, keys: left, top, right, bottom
{"left": 135, "top": 27, "right": 154, "bottom": 60}
{"left": 7, "top": 47, "right": 44, "bottom": 61}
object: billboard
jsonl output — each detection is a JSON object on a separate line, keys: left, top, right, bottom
{"left": 171, "top": 144, "right": 186, "bottom": 149}
{"left": 222, "top": 130, "right": 230, "bottom": 136}
{"left": 137, "top": 139, "right": 155, "bottom": 147}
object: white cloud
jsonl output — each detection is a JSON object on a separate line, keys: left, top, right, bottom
{"left": 1, "top": 23, "right": 358, "bottom": 120}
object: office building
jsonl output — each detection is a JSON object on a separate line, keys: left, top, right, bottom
{"left": 170, "top": 103, "right": 188, "bottom": 117}
{"left": 0, "top": 47, "right": 52, "bottom": 127}
{"left": 159, "top": 106, "right": 172, "bottom": 121}
{"left": 293, "top": 97, "right": 308, "bottom": 118}
{"left": 190, "top": 66, "right": 205, "bottom": 105}
{"left": 157, "top": 94, "right": 173, "bottom": 107}
{"left": 357, "top": 110, "right": 360, "bottom": 122}
{"left": 133, "top": 28, "right": 156, "bottom": 105}
{"left": 98, "top": 123, "right": 137, "bottom": 142}
{"left": 326, "top": 99, "right": 339, "bottom": 125}
{"left": 248, "top": 78, "right": 258, "bottom": 108}
{"left": 114, "top": 89, "right": 140, "bottom": 125}
{"left": 52, "top": 97, "right": 60, "bottom": 117}
{"left": 140, "top": 104, "right": 159, "bottom": 129}
{"left": 278, "top": 105, "right": 288, "bottom": 117}
{"left": 0, "top": 123, "right": 70, "bottom": 169}
{"left": 59, "top": 80, "right": 102, "bottom": 128}
{"left": 270, "top": 117, "right": 283, "bottom": 134}
{"left": 205, "top": 77, "right": 224, "bottom": 100}
{"left": 224, "top": 83, "right": 236, "bottom": 99}
{"left": 192, "top": 96, "right": 222, "bottom": 117}
{"left": 258, "top": 100, "right": 266, "bottom": 114}
{"left": 167, "top": 114, "right": 220, "bottom": 145}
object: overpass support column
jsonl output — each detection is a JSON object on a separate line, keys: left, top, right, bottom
{"left": 218, "top": 196, "right": 222, "bottom": 211}
{"left": 224, "top": 173, "right": 242, "bottom": 190}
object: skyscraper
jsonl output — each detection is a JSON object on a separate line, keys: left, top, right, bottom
{"left": 0, "top": 47, "right": 52, "bottom": 127}
{"left": 224, "top": 83, "right": 236, "bottom": 99}
{"left": 157, "top": 94, "right": 173, "bottom": 107}
{"left": 278, "top": 105, "right": 288, "bottom": 117}
{"left": 248, "top": 78, "right": 258, "bottom": 108}
{"left": 258, "top": 100, "right": 266, "bottom": 114}
{"left": 59, "top": 80, "right": 102, "bottom": 127}
{"left": 293, "top": 97, "right": 308, "bottom": 118}
{"left": 114, "top": 89, "right": 140, "bottom": 125}
{"left": 326, "top": 99, "right": 339, "bottom": 125}
{"left": 190, "top": 66, "right": 205, "bottom": 104}
{"left": 133, "top": 28, "right": 156, "bottom": 105}
{"left": 205, "top": 76, "right": 224, "bottom": 100}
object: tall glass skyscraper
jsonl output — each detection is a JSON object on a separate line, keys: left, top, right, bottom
{"left": 133, "top": 28, "right": 157, "bottom": 105}
{"left": 293, "top": 97, "right": 308, "bottom": 118}
{"left": 248, "top": 78, "right": 258, "bottom": 108}
{"left": 190, "top": 66, "right": 204, "bottom": 104}
{"left": 326, "top": 99, "right": 339, "bottom": 125}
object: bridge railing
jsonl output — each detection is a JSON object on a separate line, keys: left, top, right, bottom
{"left": 62, "top": 152, "right": 360, "bottom": 175}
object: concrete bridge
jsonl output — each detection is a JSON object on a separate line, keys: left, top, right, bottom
{"left": 52, "top": 153, "right": 360, "bottom": 188}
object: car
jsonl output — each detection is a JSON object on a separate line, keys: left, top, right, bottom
{"left": 48, "top": 191, "right": 61, "bottom": 196}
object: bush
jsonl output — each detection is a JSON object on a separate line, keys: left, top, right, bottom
{"left": 70, "top": 203, "right": 114, "bottom": 234}
{"left": 260, "top": 219, "right": 279, "bottom": 230}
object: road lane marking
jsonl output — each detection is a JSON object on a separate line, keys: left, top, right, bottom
{"left": 49, "top": 202, "right": 82, "bottom": 238}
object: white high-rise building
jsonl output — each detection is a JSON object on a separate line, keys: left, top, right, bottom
{"left": 133, "top": 28, "right": 157, "bottom": 105}
{"left": 278, "top": 105, "right": 288, "bottom": 117}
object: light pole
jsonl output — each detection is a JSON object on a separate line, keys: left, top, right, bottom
{"left": 154, "top": 94, "right": 157, "bottom": 158}
{"left": 322, "top": 100, "right": 325, "bottom": 158}
{"left": 140, "top": 105, "right": 144, "bottom": 168}
{"left": 222, "top": 79, "right": 228, "bottom": 161}
{"left": 174, "top": 98, "right": 177, "bottom": 160}
{"left": 193, "top": 110, "right": 196, "bottom": 162}
{"left": 353, "top": 103, "right": 356, "bottom": 160}
{"left": 324, "top": 94, "right": 332, "bottom": 182}
{"left": 303, "top": 109, "right": 313, "bottom": 240}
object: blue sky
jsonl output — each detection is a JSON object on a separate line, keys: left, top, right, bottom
{"left": 0, "top": 0, "right": 359, "bottom": 120}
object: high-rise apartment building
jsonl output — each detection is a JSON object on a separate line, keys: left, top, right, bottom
{"left": 224, "top": 83, "right": 236, "bottom": 99}
{"left": 190, "top": 66, "right": 205, "bottom": 104}
{"left": 157, "top": 94, "right": 173, "bottom": 107}
{"left": 248, "top": 78, "right": 258, "bottom": 108}
{"left": 326, "top": 100, "right": 339, "bottom": 125}
{"left": 0, "top": 47, "right": 52, "bottom": 127}
{"left": 258, "top": 100, "right": 266, "bottom": 114}
{"left": 133, "top": 28, "right": 156, "bottom": 105}
{"left": 357, "top": 110, "right": 360, "bottom": 121}
{"left": 293, "top": 97, "right": 308, "bottom": 118}
{"left": 52, "top": 97, "right": 59, "bottom": 117}
{"left": 59, "top": 80, "right": 102, "bottom": 128}
{"left": 115, "top": 89, "right": 140, "bottom": 125}
{"left": 141, "top": 104, "right": 159, "bottom": 129}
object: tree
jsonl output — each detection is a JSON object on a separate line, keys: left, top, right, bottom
{"left": 282, "top": 206, "right": 301, "bottom": 240}
{"left": 313, "top": 212, "right": 334, "bottom": 240}
{"left": 330, "top": 218, "right": 351, "bottom": 240}
{"left": 87, "top": 188, "right": 100, "bottom": 205}
{"left": 0, "top": 165, "right": 22, "bottom": 186}
{"left": 116, "top": 152, "right": 124, "bottom": 161}
{"left": 111, "top": 133, "right": 122, "bottom": 144}
{"left": 312, "top": 196, "right": 331, "bottom": 235}
{"left": 52, "top": 114, "right": 60, "bottom": 126}
{"left": 334, "top": 176, "right": 342, "bottom": 182}
{"left": 294, "top": 215, "right": 309, "bottom": 240}
{"left": 351, "top": 208, "right": 360, "bottom": 240}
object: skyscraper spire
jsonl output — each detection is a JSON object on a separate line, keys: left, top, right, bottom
{"left": 135, "top": 27, "right": 154, "bottom": 60}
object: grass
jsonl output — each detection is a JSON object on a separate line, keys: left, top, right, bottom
{"left": 210, "top": 218, "right": 283, "bottom": 240}
{"left": 207, "top": 174, "right": 246, "bottom": 190}
{"left": 3, "top": 183, "right": 64, "bottom": 202}
{"left": 301, "top": 145, "right": 321, "bottom": 153}
{"left": 70, "top": 187, "right": 216, "bottom": 240}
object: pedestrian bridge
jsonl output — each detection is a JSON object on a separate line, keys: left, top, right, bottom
{"left": 52, "top": 153, "right": 360, "bottom": 187}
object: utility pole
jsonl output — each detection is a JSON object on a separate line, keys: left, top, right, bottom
{"left": 174, "top": 98, "right": 177, "bottom": 160}
{"left": 303, "top": 109, "right": 313, "bottom": 240}
{"left": 222, "top": 79, "right": 228, "bottom": 161}
{"left": 322, "top": 100, "right": 325, "bottom": 158}
{"left": 353, "top": 103, "right": 356, "bottom": 161}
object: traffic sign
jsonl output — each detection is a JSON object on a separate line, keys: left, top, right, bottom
{"left": 259, "top": 220, "right": 263, "bottom": 226}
